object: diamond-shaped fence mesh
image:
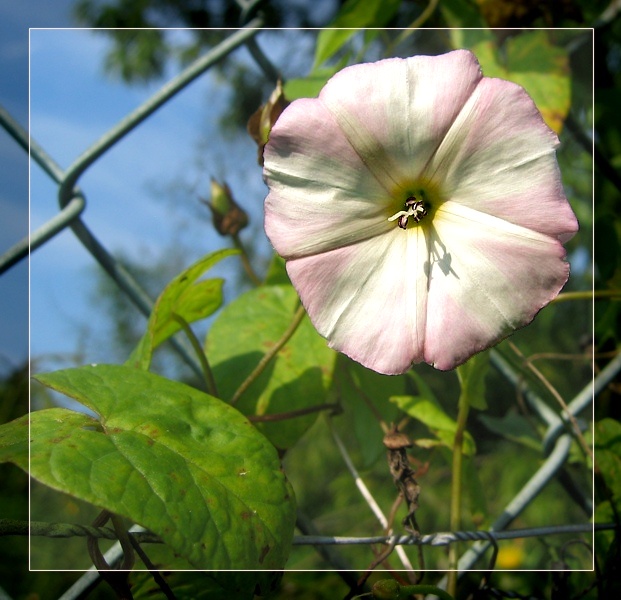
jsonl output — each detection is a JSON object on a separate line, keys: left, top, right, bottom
{"left": 0, "top": 13, "right": 614, "bottom": 600}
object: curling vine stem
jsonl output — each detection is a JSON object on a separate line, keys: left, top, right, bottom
{"left": 230, "top": 303, "right": 306, "bottom": 405}
{"left": 111, "top": 513, "right": 135, "bottom": 571}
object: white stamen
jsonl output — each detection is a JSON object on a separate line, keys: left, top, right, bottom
{"left": 388, "top": 197, "right": 427, "bottom": 230}
{"left": 388, "top": 210, "right": 412, "bottom": 222}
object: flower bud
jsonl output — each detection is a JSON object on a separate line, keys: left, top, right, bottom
{"left": 204, "top": 179, "right": 248, "bottom": 237}
{"left": 247, "top": 79, "right": 290, "bottom": 166}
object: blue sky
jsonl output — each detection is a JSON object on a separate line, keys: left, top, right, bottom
{"left": 0, "top": 0, "right": 76, "bottom": 373}
{"left": 0, "top": 5, "right": 317, "bottom": 374}
{"left": 27, "top": 28, "right": 287, "bottom": 368}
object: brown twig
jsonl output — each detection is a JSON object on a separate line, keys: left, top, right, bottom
{"left": 383, "top": 424, "right": 424, "bottom": 583}
{"left": 87, "top": 510, "right": 134, "bottom": 599}
{"left": 508, "top": 341, "right": 593, "bottom": 461}
{"left": 248, "top": 402, "right": 340, "bottom": 422}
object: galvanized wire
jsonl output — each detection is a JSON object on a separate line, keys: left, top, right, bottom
{"left": 55, "top": 525, "right": 147, "bottom": 600}
{"left": 453, "top": 434, "right": 577, "bottom": 573}
{"left": 542, "top": 347, "right": 619, "bottom": 455}
{"left": 20, "top": 23, "right": 289, "bottom": 600}
{"left": 421, "top": 348, "right": 617, "bottom": 592}
{"left": 0, "top": 106, "right": 85, "bottom": 274}
{"left": 2, "top": 21, "right": 262, "bottom": 277}
{"left": 2, "top": 24, "right": 269, "bottom": 380}
{"left": 294, "top": 522, "right": 613, "bottom": 548}
{"left": 489, "top": 349, "right": 561, "bottom": 429}
{"left": 20, "top": 517, "right": 613, "bottom": 549}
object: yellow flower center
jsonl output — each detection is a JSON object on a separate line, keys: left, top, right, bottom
{"left": 387, "top": 181, "right": 442, "bottom": 230}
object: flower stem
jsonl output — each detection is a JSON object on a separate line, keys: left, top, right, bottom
{"left": 171, "top": 313, "right": 218, "bottom": 397}
{"left": 232, "top": 233, "right": 262, "bottom": 286}
{"left": 384, "top": 0, "right": 440, "bottom": 54}
{"left": 446, "top": 392, "right": 471, "bottom": 596}
{"left": 553, "top": 289, "right": 621, "bottom": 303}
{"left": 230, "top": 303, "right": 306, "bottom": 405}
{"left": 248, "top": 402, "right": 339, "bottom": 422}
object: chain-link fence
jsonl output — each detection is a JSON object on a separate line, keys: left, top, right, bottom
{"left": 0, "top": 8, "right": 613, "bottom": 599}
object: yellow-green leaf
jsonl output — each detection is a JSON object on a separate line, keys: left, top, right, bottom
{"left": 470, "top": 30, "right": 570, "bottom": 134}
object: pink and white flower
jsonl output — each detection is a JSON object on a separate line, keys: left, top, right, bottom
{"left": 263, "top": 50, "right": 578, "bottom": 375}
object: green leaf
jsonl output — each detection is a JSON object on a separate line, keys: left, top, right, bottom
{"left": 0, "top": 409, "right": 29, "bottom": 462}
{"left": 313, "top": 30, "right": 356, "bottom": 69}
{"left": 333, "top": 357, "right": 404, "bottom": 468}
{"left": 391, "top": 395, "right": 456, "bottom": 432}
{"left": 283, "top": 67, "right": 339, "bottom": 101}
{"left": 478, "top": 412, "right": 542, "bottom": 451}
{"left": 312, "top": 0, "right": 400, "bottom": 68}
{"left": 594, "top": 499, "right": 621, "bottom": 597}
{"left": 390, "top": 394, "right": 476, "bottom": 456}
{"left": 206, "top": 285, "right": 336, "bottom": 450}
{"left": 449, "top": 28, "right": 495, "bottom": 52}
{"left": 595, "top": 418, "right": 621, "bottom": 505}
{"left": 4, "top": 365, "right": 296, "bottom": 570}
{"left": 456, "top": 351, "right": 489, "bottom": 411}
{"left": 127, "top": 249, "right": 238, "bottom": 370}
{"left": 440, "top": 0, "right": 487, "bottom": 30}
{"left": 470, "top": 31, "right": 570, "bottom": 134}
{"left": 264, "top": 254, "right": 290, "bottom": 286}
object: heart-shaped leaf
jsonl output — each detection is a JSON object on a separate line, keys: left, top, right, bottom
{"left": 206, "top": 285, "right": 336, "bottom": 450}
{"left": 1, "top": 364, "right": 295, "bottom": 570}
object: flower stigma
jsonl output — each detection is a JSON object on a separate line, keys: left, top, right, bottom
{"left": 388, "top": 196, "right": 427, "bottom": 229}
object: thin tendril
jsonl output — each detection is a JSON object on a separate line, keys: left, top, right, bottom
{"left": 230, "top": 303, "right": 306, "bottom": 405}
{"left": 171, "top": 313, "right": 218, "bottom": 397}
{"left": 552, "top": 289, "right": 621, "bottom": 303}
{"left": 232, "top": 233, "right": 262, "bottom": 286}
{"left": 508, "top": 341, "right": 592, "bottom": 461}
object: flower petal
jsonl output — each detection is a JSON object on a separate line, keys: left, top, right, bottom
{"left": 285, "top": 229, "right": 430, "bottom": 375}
{"left": 319, "top": 50, "right": 484, "bottom": 187}
{"left": 427, "top": 76, "right": 578, "bottom": 242}
{"left": 423, "top": 202, "right": 570, "bottom": 370}
{"left": 264, "top": 96, "right": 392, "bottom": 258}
{"left": 264, "top": 50, "right": 486, "bottom": 259}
